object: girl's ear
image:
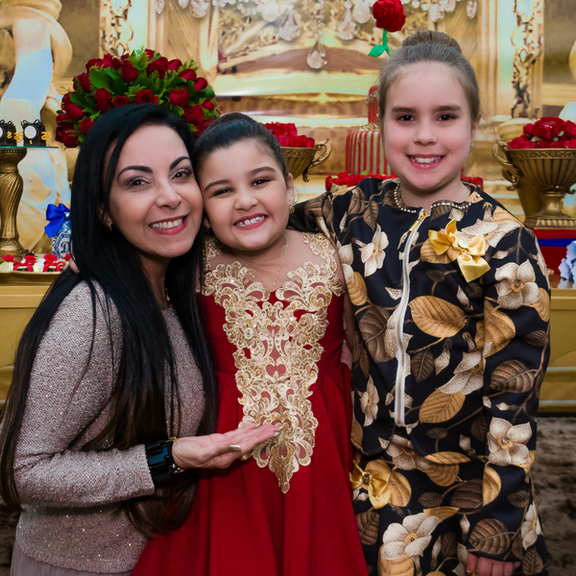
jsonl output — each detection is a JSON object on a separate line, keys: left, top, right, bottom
{"left": 203, "top": 215, "right": 211, "bottom": 229}
{"left": 286, "top": 174, "right": 295, "bottom": 205}
{"left": 98, "top": 207, "right": 113, "bottom": 228}
{"left": 471, "top": 115, "right": 480, "bottom": 141}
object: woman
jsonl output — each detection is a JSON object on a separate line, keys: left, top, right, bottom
{"left": 0, "top": 104, "right": 276, "bottom": 576}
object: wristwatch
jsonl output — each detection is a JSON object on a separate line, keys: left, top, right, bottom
{"left": 145, "top": 437, "right": 185, "bottom": 484}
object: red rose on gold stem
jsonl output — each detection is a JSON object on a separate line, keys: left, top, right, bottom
{"left": 372, "top": 0, "right": 405, "bottom": 32}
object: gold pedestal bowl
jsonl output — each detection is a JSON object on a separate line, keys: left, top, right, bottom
{"left": 494, "top": 142, "right": 576, "bottom": 229}
{"left": 281, "top": 140, "right": 331, "bottom": 182}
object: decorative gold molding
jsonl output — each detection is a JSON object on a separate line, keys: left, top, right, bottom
{"left": 100, "top": 0, "right": 134, "bottom": 57}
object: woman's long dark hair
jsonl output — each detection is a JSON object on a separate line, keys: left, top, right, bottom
{"left": 0, "top": 104, "right": 217, "bottom": 536}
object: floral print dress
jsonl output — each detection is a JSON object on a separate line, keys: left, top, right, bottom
{"left": 291, "top": 178, "right": 550, "bottom": 576}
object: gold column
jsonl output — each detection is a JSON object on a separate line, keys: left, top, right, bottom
{"left": 0, "top": 148, "right": 28, "bottom": 258}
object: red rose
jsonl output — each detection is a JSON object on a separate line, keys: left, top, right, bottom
{"left": 508, "top": 135, "right": 533, "bottom": 149}
{"left": 564, "top": 120, "right": 576, "bottom": 138}
{"left": 121, "top": 60, "right": 139, "bottom": 82}
{"left": 94, "top": 88, "right": 113, "bottom": 112}
{"left": 134, "top": 89, "right": 158, "bottom": 104}
{"left": 147, "top": 56, "right": 169, "bottom": 79}
{"left": 75, "top": 73, "right": 92, "bottom": 92}
{"left": 79, "top": 117, "right": 95, "bottom": 134}
{"left": 194, "top": 77, "right": 208, "bottom": 91}
{"left": 201, "top": 99, "right": 216, "bottom": 111}
{"left": 101, "top": 54, "right": 121, "bottom": 69}
{"left": 86, "top": 57, "right": 102, "bottom": 70}
{"left": 372, "top": 0, "right": 406, "bottom": 32}
{"left": 567, "top": 138, "right": 576, "bottom": 149}
{"left": 178, "top": 68, "right": 197, "bottom": 81}
{"left": 62, "top": 93, "right": 72, "bottom": 107}
{"left": 62, "top": 101, "right": 85, "bottom": 121}
{"left": 55, "top": 126, "right": 78, "bottom": 148}
{"left": 532, "top": 117, "right": 565, "bottom": 141}
{"left": 183, "top": 105, "right": 204, "bottom": 125}
{"left": 56, "top": 113, "right": 70, "bottom": 125}
{"left": 168, "top": 58, "right": 182, "bottom": 71}
{"left": 169, "top": 88, "right": 190, "bottom": 108}
{"left": 144, "top": 49, "right": 156, "bottom": 61}
{"left": 113, "top": 95, "right": 130, "bottom": 107}
{"left": 286, "top": 123, "right": 298, "bottom": 136}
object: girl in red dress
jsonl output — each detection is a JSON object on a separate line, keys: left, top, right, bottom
{"left": 131, "top": 113, "right": 368, "bottom": 576}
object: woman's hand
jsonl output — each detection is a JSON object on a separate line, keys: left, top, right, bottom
{"left": 467, "top": 553, "right": 521, "bottom": 576}
{"left": 171, "top": 423, "right": 277, "bottom": 470}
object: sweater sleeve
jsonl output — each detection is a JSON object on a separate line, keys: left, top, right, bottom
{"left": 467, "top": 225, "right": 550, "bottom": 562}
{"left": 13, "top": 283, "right": 156, "bottom": 508}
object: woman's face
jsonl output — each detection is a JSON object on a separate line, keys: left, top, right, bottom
{"left": 198, "top": 138, "right": 294, "bottom": 258}
{"left": 106, "top": 124, "right": 203, "bottom": 277}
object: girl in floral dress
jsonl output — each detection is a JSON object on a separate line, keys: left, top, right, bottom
{"left": 291, "top": 31, "right": 550, "bottom": 576}
{"left": 131, "top": 113, "right": 368, "bottom": 576}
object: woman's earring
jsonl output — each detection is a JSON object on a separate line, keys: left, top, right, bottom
{"left": 105, "top": 220, "right": 113, "bottom": 231}
{"left": 289, "top": 201, "right": 295, "bottom": 214}
{"left": 470, "top": 142, "right": 474, "bottom": 148}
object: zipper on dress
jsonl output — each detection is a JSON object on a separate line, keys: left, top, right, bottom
{"left": 394, "top": 209, "right": 428, "bottom": 426}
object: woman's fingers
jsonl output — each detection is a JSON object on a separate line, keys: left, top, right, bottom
{"left": 172, "top": 425, "right": 277, "bottom": 470}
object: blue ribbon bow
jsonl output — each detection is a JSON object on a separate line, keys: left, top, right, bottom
{"left": 44, "top": 203, "right": 70, "bottom": 238}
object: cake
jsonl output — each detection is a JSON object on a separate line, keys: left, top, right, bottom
{"left": 345, "top": 86, "right": 393, "bottom": 175}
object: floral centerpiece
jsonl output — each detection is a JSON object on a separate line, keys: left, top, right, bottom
{"left": 494, "top": 116, "right": 576, "bottom": 229}
{"left": 1, "top": 253, "right": 70, "bottom": 273}
{"left": 508, "top": 117, "right": 576, "bottom": 149}
{"left": 56, "top": 48, "right": 219, "bottom": 148}
{"left": 264, "top": 122, "right": 331, "bottom": 182}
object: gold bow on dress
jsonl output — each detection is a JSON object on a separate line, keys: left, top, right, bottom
{"left": 349, "top": 462, "right": 391, "bottom": 509}
{"left": 429, "top": 219, "right": 490, "bottom": 282}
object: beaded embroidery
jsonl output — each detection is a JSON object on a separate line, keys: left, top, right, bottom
{"left": 203, "top": 233, "right": 344, "bottom": 493}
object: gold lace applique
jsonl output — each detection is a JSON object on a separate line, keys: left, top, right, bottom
{"left": 203, "top": 233, "right": 344, "bottom": 493}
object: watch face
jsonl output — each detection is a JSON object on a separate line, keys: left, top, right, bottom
{"left": 24, "top": 125, "right": 38, "bottom": 139}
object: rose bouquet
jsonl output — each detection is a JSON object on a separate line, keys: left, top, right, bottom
{"left": 1, "top": 253, "right": 70, "bottom": 273}
{"left": 369, "top": 0, "right": 406, "bottom": 58}
{"left": 56, "top": 48, "right": 219, "bottom": 148}
{"left": 264, "top": 122, "right": 315, "bottom": 148}
{"left": 508, "top": 117, "right": 576, "bottom": 150}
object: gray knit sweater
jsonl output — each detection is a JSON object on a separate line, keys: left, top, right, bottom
{"left": 12, "top": 282, "right": 205, "bottom": 573}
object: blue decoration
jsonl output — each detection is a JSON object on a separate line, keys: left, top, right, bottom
{"left": 45, "top": 203, "right": 71, "bottom": 258}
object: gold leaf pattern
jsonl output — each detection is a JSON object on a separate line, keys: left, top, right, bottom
{"left": 348, "top": 271, "right": 368, "bottom": 306}
{"left": 533, "top": 288, "right": 550, "bottom": 322}
{"left": 450, "top": 479, "right": 483, "bottom": 510}
{"left": 204, "top": 234, "right": 343, "bottom": 493}
{"left": 424, "top": 463, "right": 460, "bottom": 487}
{"left": 522, "top": 548, "right": 544, "bottom": 575}
{"left": 356, "top": 508, "right": 380, "bottom": 546}
{"left": 359, "top": 307, "right": 389, "bottom": 363}
{"left": 425, "top": 452, "right": 471, "bottom": 465}
{"left": 412, "top": 349, "right": 435, "bottom": 383}
{"left": 490, "top": 360, "right": 534, "bottom": 393}
{"left": 378, "top": 553, "right": 414, "bottom": 576}
{"left": 411, "top": 296, "right": 467, "bottom": 338}
{"left": 469, "top": 518, "right": 511, "bottom": 555}
{"left": 419, "top": 390, "right": 466, "bottom": 424}
{"left": 364, "top": 200, "right": 379, "bottom": 229}
{"left": 421, "top": 239, "right": 452, "bottom": 264}
{"left": 484, "top": 301, "right": 516, "bottom": 355}
{"left": 424, "top": 506, "right": 459, "bottom": 521}
{"left": 482, "top": 465, "right": 502, "bottom": 506}
{"left": 508, "top": 490, "right": 530, "bottom": 508}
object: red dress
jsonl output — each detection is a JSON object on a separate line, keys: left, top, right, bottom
{"left": 132, "top": 233, "right": 367, "bottom": 576}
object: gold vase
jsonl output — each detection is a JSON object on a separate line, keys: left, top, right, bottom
{"left": 493, "top": 142, "right": 576, "bottom": 229}
{"left": 281, "top": 140, "right": 331, "bottom": 182}
{"left": 0, "top": 148, "right": 28, "bottom": 257}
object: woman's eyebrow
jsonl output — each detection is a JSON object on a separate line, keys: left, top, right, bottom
{"left": 117, "top": 156, "right": 190, "bottom": 177}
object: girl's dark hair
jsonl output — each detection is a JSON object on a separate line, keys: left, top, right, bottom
{"left": 192, "top": 112, "right": 289, "bottom": 181}
{"left": 379, "top": 30, "right": 480, "bottom": 125}
{"left": 0, "top": 104, "right": 217, "bottom": 536}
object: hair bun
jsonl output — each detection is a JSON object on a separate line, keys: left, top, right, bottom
{"left": 401, "top": 31, "right": 462, "bottom": 54}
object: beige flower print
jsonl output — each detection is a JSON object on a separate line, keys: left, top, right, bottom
{"left": 521, "top": 503, "right": 543, "bottom": 550}
{"left": 386, "top": 435, "right": 431, "bottom": 471}
{"left": 495, "top": 261, "right": 539, "bottom": 310}
{"left": 487, "top": 418, "right": 532, "bottom": 467}
{"left": 360, "top": 375, "right": 379, "bottom": 426}
{"left": 355, "top": 224, "right": 389, "bottom": 277}
{"left": 438, "top": 351, "right": 484, "bottom": 395}
{"left": 380, "top": 513, "right": 441, "bottom": 560}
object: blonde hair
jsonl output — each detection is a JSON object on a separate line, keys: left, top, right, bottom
{"left": 378, "top": 31, "right": 480, "bottom": 125}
